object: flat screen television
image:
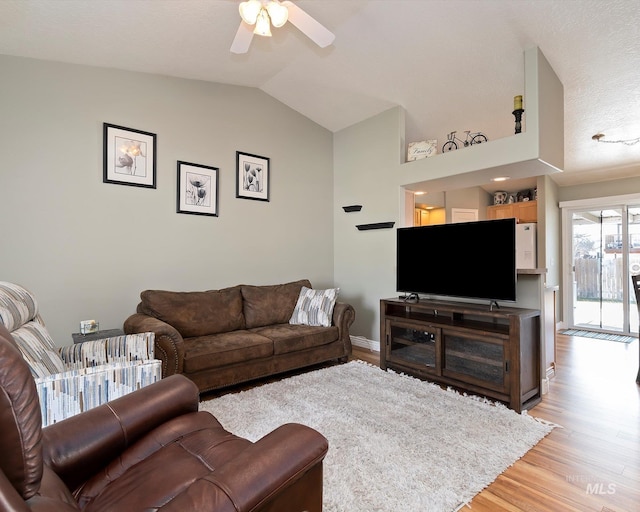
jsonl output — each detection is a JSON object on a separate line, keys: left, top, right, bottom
{"left": 396, "top": 218, "right": 517, "bottom": 302}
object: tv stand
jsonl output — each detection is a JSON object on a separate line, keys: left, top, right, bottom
{"left": 380, "top": 298, "right": 541, "bottom": 412}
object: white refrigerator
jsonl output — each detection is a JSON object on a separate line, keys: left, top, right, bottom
{"left": 516, "top": 223, "right": 537, "bottom": 269}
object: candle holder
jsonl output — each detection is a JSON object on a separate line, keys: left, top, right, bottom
{"left": 512, "top": 108, "right": 524, "bottom": 134}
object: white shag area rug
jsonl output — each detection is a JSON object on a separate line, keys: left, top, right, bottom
{"left": 200, "top": 361, "right": 554, "bottom": 512}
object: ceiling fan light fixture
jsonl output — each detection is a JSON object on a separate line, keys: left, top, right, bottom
{"left": 266, "top": 1, "right": 288, "bottom": 28}
{"left": 254, "top": 8, "right": 272, "bottom": 37}
{"left": 231, "top": 0, "right": 335, "bottom": 53}
{"left": 239, "top": 0, "right": 262, "bottom": 25}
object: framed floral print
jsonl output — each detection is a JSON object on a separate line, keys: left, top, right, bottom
{"left": 236, "top": 151, "right": 270, "bottom": 202}
{"left": 103, "top": 123, "right": 156, "bottom": 188}
{"left": 176, "top": 161, "right": 219, "bottom": 217}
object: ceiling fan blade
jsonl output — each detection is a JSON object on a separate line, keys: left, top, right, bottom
{"left": 281, "top": 1, "right": 335, "bottom": 48}
{"left": 230, "top": 21, "right": 254, "bottom": 54}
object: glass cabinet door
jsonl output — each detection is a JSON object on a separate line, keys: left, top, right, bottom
{"left": 441, "top": 330, "right": 508, "bottom": 392}
{"left": 386, "top": 321, "right": 440, "bottom": 373}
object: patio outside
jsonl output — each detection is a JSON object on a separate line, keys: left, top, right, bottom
{"left": 574, "top": 298, "right": 639, "bottom": 335}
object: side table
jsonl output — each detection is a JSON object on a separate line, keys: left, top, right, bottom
{"left": 72, "top": 328, "right": 124, "bottom": 344}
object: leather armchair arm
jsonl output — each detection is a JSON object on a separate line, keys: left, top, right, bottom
{"left": 41, "top": 374, "right": 198, "bottom": 491}
{"left": 124, "top": 313, "right": 185, "bottom": 377}
{"left": 214, "top": 423, "right": 328, "bottom": 511}
{"left": 332, "top": 302, "right": 356, "bottom": 354}
{"left": 0, "top": 470, "right": 31, "bottom": 512}
{"left": 161, "top": 423, "right": 328, "bottom": 512}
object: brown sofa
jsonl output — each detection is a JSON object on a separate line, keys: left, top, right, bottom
{"left": 124, "top": 279, "right": 356, "bottom": 393}
{"left": 0, "top": 323, "right": 328, "bottom": 512}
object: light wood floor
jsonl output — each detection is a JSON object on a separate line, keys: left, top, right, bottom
{"left": 353, "top": 333, "right": 640, "bottom": 512}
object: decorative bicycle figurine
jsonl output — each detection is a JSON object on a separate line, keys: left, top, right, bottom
{"left": 442, "top": 130, "right": 488, "bottom": 152}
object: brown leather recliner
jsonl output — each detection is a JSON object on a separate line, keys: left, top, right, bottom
{"left": 0, "top": 323, "right": 328, "bottom": 511}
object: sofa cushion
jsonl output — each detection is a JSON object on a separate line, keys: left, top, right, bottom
{"left": 241, "top": 280, "right": 311, "bottom": 329}
{"left": 289, "top": 287, "right": 339, "bottom": 327}
{"left": 252, "top": 324, "right": 339, "bottom": 355}
{"left": 139, "top": 287, "right": 245, "bottom": 337}
{"left": 182, "top": 331, "right": 273, "bottom": 373}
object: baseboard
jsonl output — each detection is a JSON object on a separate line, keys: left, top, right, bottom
{"left": 350, "top": 335, "right": 380, "bottom": 353}
{"left": 541, "top": 377, "right": 549, "bottom": 395}
{"left": 546, "top": 364, "right": 556, "bottom": 381}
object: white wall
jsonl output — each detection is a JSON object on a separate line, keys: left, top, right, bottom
{"left": 538, "top": 175, "right": 562, "bottom": 315}
{"left": 0, "top": 55, "right": 334, "bottom": 344}
{"left": 557, "top": 173, "right": 640, "bottom": 203}
{"left": 333, "top": 108, "right": 404, "bottom": 340}
{"left": 445, "top": 187, "right": 491, "bottom": 221}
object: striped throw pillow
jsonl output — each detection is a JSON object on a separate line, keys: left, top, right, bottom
{"left": 289, "top": 287, "right": 339, "bottom": 327}
{"left": 0, "top": 281, "right": 39, "bottom": 332}
{"left": 11, "top": 322, "right": 66, "bottom": 378}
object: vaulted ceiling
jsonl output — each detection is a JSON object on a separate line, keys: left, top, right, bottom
{"left": 1, "top": 0, "right": 639, "bottom": 188}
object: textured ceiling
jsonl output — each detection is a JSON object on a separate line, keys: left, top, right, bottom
{"left": 1, "top": 0, "right": 639, "bottom": 189}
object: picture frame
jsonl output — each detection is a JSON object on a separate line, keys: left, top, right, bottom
{"left": 176, "top": 161, "right": 219, "bottom": 217}
{"left": 236, "top": 151, "right": 270, "bottom": 202}
{"left": 407, "top": 139, "right": 437, "bottom": 161}
{"left": 103, "top": 123, "right": 156, "bottom": 188}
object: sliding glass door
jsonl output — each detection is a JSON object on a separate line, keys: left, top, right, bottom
{"left": 568, "top": 205, "right": 640, "bottom": 335}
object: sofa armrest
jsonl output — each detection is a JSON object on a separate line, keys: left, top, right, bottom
{"left": 41, "top": 374, "right": 198, "bottom": 491}
{"left": 332, "top": 302, "right": 356, "bottom": 354}
{"left": 124, "top": 314, "right": 185, "bottom": 377}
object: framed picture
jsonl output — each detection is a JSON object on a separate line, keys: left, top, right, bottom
{"left": 236, "top": 151, "right": 270, "bottom": 201}
{"left": 407, "top": 139, "right": 437, "bottom": 161}
{"left": 103, "top": 123, "right": 156, "bottom": 188}
{"left": 176, "top": 161, "right": 219, "bottom": 217}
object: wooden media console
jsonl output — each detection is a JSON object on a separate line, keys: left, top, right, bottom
{"left": 380, "top": 298, "right": 541, "bottom": 412}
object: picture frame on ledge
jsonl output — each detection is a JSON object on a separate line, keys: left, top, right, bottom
{"left": 236, "top": 151, "right": 270, "bottom": 202}
{"left": 407, "top": 140, "right": 437, "bottom": 161}
{"left": 176, "top": 161, "right": 219, "bottom": 217}
{"left": 103, "top": 123, "right": 156, "bottom": 188}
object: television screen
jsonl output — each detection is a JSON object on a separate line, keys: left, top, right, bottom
{"left": 396, "top": 218, "right": 517, "bottom": 302}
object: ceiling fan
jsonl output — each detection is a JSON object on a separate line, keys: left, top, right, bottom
{"left": 230, "top": 0, "right": 335, "bottom": 54}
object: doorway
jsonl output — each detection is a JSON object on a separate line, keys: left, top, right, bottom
{"left": 565, "top": 204, "right": 640, "bottom": 335}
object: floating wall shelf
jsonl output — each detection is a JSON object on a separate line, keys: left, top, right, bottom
{"left": 342, "top": 205, "right": 363, "bottom": 212}
{"left": 356, "top": 222, "right": 395, "bottom": 231}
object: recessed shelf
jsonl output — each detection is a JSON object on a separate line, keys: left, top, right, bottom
{"left": 356, "top": 222, "right": 395, "bottom": 231}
